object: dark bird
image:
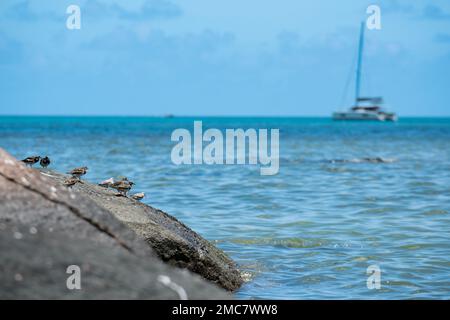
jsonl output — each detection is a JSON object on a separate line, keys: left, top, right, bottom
{"left": 68, "top": 167, "right": 88, "bottom": 178}
{"left": 111, "top": 180, "right": 134, "bottom": 196}
{"left": 64, "top": 177, "right": 83, "bottom": 188}
{"left": 116, "top": 176, "right": 134, "bottom": 184}
{"left": 21, "top": 156, "right": 40, "bottom": 167}
{"left": 40, "top": 156, "right": 51, "bottom": 168}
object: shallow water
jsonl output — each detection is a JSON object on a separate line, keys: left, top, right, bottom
{"left": 1, "top": 116, "right": 450, "bottom": 299}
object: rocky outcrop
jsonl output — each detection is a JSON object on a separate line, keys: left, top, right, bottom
{"left": 0, "top": 227, "right": 229, "bottom": 299}
{"left": 0, "top": 148, "right": 241, "bottom": 299}
{"left": 40, "top": 171, "right": 243, "bottom": 291}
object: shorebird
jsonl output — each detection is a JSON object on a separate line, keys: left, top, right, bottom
{"left": 98, "top": 177, "right": 115, "bottom": 188}
{"left": 40, "top": 156, "right": 51, "bottom": 168}
{"left": 111, "top": 180, "right": 135, "bottom": 196}
{"left": 22, "top": 156, "right": 40, "bottom": 167}
{"left": 117, "top": 176, "right": 134, "bottom": 184}
{"left": 64, "top": 177, "right": 83, "bottom": 188}
{"left": 131, "top": 192, "right": 145, "bottom": 201}
{"left": 68, "top": 167, "right": 88, "bottom": 178}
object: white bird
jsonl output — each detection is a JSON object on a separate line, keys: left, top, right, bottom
{"left": 131, "top": 192, "right": 145, "bottom": 201}
{"left": 98, "top": 177, "right": 115, "bottom": 188}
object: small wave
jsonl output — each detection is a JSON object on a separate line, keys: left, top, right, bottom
{"left": 423, "top": 209, "right": 448, "bottom": 216}
{"left": 255, "top": 214, "right": 274, "bottom": 219}
{"left": 240, "top": 271, "right": 254, "bottom": 283}
{"left": 327, "top": 157, "right": 397, "bottom": 164}
{"left": 229, "top": 237, "right": 328, "bottom": 248}
{"left": 357, "top": 207, "right": 398, "bottom": 215}
{"left": 398, "top": 244, "right": 427, "bottom": 250}
{"left": 298, "top": 275, "right": 336, "bottom": 284}
{"left": 385, "top": 280, "right": 419, "bottom": 288}
{"left": 278, "top": 220, "right": 314, "bottom": 227}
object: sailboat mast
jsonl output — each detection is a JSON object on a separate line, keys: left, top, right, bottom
{"left": 355, "top": 22, "right": 365, "bottom": 105}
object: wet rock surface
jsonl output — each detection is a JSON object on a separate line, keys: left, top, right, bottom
{"left": 0, "top": 148, "right": 240, "bottom": 298}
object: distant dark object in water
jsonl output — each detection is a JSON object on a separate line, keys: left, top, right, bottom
{"left": 40, "top": 156, "right": 51, "bottom": 168}
{"left": 328, "top": 157, "right": 396, "bottom": 164}
{"left": 21, "top": 156, "right": 40, "bottom": 167}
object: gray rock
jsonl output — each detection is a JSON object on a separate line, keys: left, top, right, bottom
{"left": 0, "top": 227, "right": 230, "bottom": 299}
{"left": 0, "top": 148, "right": 238, "bottom": 299}
{"left": 37, "top": 172, "right": 243, "bottom": 291}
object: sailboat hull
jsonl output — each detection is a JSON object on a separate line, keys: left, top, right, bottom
{"left": 332, "top": 111, "right": 397, "bottom": 122}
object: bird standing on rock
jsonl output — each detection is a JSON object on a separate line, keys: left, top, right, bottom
{"left": 40, "top": 156, "right": 51, "bottom": 168}
{"left": 68, "top": 167, "right": 88, "bottom": 178}
{"left": 111, "top": 180, "right": 134, "bottom": 196}
{"left": 131, "top": 192, "right": 145, "bottom": 201}
{"left": 98, "top": 177, "right": 115, "bottom": 188}
{"left": 64, "top": 177, "right": 83, "bottom": 188}
{"left": 117, "top": 176, "right": 134, "bottom": 185}
{"left": 22, "top": 156, "right": 40, "bottom": 167}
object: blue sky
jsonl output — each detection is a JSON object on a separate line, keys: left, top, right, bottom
{"left": 0, "top": 0, "right": 449, "bottom": 116}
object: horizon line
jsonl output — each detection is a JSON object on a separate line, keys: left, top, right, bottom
{"left": 1, "top": 114, "right": 450, "bottom": 118}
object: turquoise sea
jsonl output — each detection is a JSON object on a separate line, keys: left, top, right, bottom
{"left": 1, "top": 116, "right": 450, "bottom": 299}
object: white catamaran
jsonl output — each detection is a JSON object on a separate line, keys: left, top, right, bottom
{"left": 333, "top": 23, "right": 397, "bottom": 122}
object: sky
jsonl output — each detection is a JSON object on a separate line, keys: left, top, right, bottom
{"left": 0, "top": 0, "right": 449, "bottom": 116}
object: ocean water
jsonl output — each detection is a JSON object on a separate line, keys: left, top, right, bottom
{"left": 1, "top": 116, "right": 450, "bottom": 299}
